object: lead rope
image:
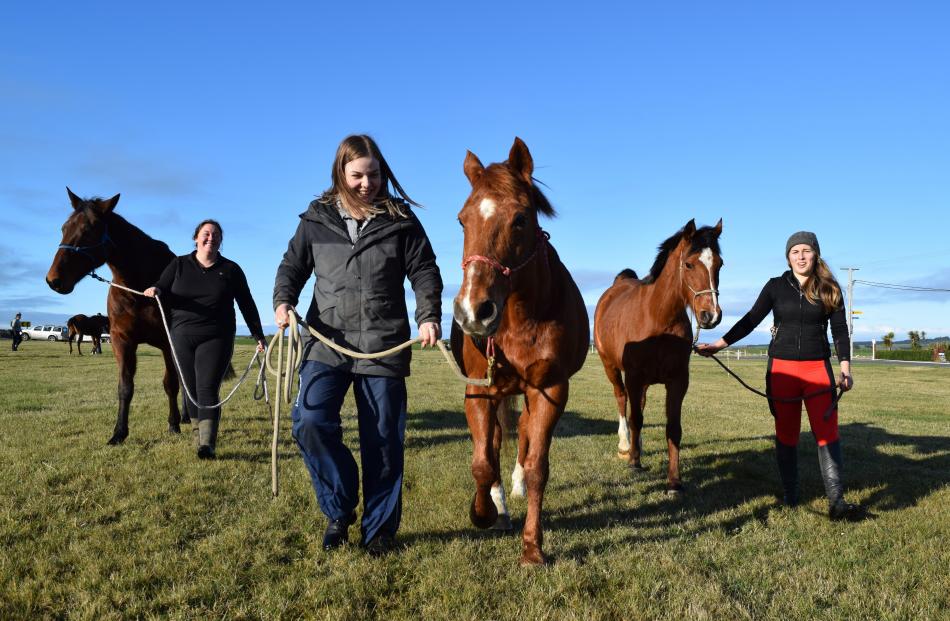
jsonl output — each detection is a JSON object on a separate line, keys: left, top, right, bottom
{"left": 263, "top": 308, "right": 494, "bottom": 496}
{"left": 89, "top": 272, "right": 263, "bottom": 410}
{"left": 690, "top": 316, "right": 843, "bottom": 420}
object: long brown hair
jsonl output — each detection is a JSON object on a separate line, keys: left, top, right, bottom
{"left": 795, "top": 255, "right": 843, "bottom": 313}
{"left": 319, "top": 134, "right": 419, "bottom": 219}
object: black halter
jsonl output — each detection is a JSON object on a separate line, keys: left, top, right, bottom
{"left": 58, "top": 225, "right": 114, "bottom": 266}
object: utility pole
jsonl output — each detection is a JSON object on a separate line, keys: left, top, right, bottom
{"left": 840, "top": 267, "right": 859, "bottom": 360}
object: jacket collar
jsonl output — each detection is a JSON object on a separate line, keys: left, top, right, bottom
{"left": 300, "top": 198, "right": 415, "bottom": 246}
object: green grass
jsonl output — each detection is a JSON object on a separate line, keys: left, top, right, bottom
{"left": 1, "top": 341, "right": 948, "bottom": 620}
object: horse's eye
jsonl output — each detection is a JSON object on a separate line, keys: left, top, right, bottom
{"left": 684, "top": 262, "right": 694, "bottom": 270}
{"left": 512, "top": 214, "right": 526, "bottom": 229}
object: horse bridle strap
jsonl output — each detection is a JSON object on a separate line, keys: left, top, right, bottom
{"left": 462, "top": 229, "right": 550, "bottom": 277}
{"left": 58, "top": 226, "right": 115, "bottom": 263}
{"left": 680, "top": 261, "right": 719, "bottom": 299}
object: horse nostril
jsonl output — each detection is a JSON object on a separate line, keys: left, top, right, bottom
{"left": 475, "top": 300, "right": 497, "bottom": 323}
{"left": 700, "top": 311, "right": 712, "bottom": 325}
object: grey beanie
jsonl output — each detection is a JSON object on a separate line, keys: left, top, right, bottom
{"left": 785, "top": 231, "right": 820, "bottom": 257}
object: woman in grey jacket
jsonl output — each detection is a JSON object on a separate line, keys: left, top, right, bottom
{"left": 273, "top": 135, "right": 442, "bottom": 555}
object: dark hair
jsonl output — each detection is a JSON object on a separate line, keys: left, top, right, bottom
{"left": 192, "top": 219, "right": 223, "bottom": 240}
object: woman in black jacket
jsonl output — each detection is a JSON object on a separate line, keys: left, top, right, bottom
{"left": 145, "top": 219, "right": 266, "bottom": 459}
{"left": 697, "top": 231, "right": 861, "bottom": 520}
{"left": 273, "top": 135, "right": 443, "bottom": 555}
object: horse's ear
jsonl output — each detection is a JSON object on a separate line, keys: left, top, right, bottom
{"left": 101, "top": 193, "right": 120, "bottom": 214}
{"left": 508, "top": 137, "right": 534, "bottom": 184}
{"left": 463, "top": 151, "right": 484, "bottom": 186}
{"left": 67, "top": 187, "right": 83, "bottom": 210}
{"left": 682, "top": 218, "right": 697, "bottom": 239}
{"left": 713, "top": 218, "right": 723, "bottom": 236}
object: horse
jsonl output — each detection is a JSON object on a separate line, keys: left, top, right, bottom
{"left": 46, "top": 188, "right": 187, "bottom": 444}
{"left": 451, "top": 137, "right": 589, "bottom": 566}
{"left": 67, "top": 313, "right": 110, "bottom": 355}
{"left": 593, "top": 219, "right": 723, "bottom": 492}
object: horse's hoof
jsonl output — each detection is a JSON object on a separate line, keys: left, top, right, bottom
{"left": 617, "top": 449, "right": 631, "bottom": 460}
{"left": 470, "top": 494, "right": 498, "bottom": 530}
{"left": 181, "top": 416, "right": 192, "bottom": 425}
{"left": 491, "top": 514, "right": 514, "bottom": 531}
{"left": 519, "top": 546, "right": 547, "bottom": 567}
{"left": 629, "top": 463, "right": 648, "bottom": 473}
{"left": 107, "top": 433, "right": 127, "bottom": 445}
{"left": 666, "top": 483, "right": 684, "bottom": 495}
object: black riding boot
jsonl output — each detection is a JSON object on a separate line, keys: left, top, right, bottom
{"left": 817, "top": 440, "right": 861, "bottom": 520}
{"left": 775, "top": 440, "right": 799, "bottom": 507}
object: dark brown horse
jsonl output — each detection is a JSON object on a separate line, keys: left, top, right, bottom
{"left": 47, "top": 188, "right": 186, "bottom": 444}
{"left": 451, "top": 138, "right": 589, "bottom": 565}
{"left": 594, "top": 219, "right": 723, "bottom": 492}
{"left": 67, "top": 313, "right": 110, "bottom": 355}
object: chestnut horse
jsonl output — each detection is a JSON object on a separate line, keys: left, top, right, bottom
{"left": 451, "top": 138, "right": 589, "bottom": 565}
{"left": 594, "top": 219, "right": 723, "bottom": 492}
{"left": 47, "top": 188, "right": 186, "bottom": 444}
{"left": 67, "top": 313, "right": 110, "bottom": 355}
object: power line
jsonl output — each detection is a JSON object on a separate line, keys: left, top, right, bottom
{"left": 854, "top": 279, "right": 950, "bottom": 292}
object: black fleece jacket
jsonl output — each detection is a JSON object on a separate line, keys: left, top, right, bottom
{"left": 154, "top": 252, "right": 264, "bottom": 340}
{"left": 723, "top": 271, "right": 851, "bottom": 361}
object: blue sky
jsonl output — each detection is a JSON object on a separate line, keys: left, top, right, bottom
{"left": 2, "top": 2, "right": 948, "bottom": 344}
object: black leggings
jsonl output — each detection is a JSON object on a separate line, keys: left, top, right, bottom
{"left": 172, "top": 332, "right": 234, "bottom": 423}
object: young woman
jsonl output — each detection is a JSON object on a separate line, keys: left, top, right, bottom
{"left": 144, "top": 220, "right": 266, "bottom": 459}
{"left": 272, "top": 135, "right": 442, "bottom": 555}
{"left": 696, "top": 231, "right": 862, "bottom": 520}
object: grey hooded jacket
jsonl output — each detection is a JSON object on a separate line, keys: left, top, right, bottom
{"left": 273, "top": 198, "right": 442, "bottom": 377}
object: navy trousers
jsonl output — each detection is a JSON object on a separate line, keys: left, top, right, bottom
{"left": 291, "top": 359, "right": 407, "bottom": 544}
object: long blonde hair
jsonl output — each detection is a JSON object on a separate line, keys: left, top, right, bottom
{"left": 796, "top": 256, "right": 843, "bottom": 313}
{"left": 319, "top": 134, "right": 419, "bottom": 219}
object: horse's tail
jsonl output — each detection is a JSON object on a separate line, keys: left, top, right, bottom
{"left": 614, "top": 268, "right": 638, "bottom": 284}
{"left": 66, "top": 319, "right": 78, "bottom": 353}
{"left": 497, "top": 395, "right": 520, "bottom": 438}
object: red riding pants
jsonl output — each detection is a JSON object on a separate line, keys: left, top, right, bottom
{"left": 766, "top": 358, "right": 839, "bottom": 447}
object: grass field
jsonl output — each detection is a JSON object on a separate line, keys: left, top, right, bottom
{"left": 1, "top": 340, "right": 948, "bottom": 620}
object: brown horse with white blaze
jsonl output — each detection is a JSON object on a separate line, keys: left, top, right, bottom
{"left": 46, "top": 188, "right": 186, "bottom": 444}
{"left": 594, "top": 219, "right": 723, "bottom": 492}
{"left": 451, "top": 138, "right": 589, "bottom": 566}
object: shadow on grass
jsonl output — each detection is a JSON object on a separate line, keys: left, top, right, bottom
{"left": 409, "top": 422, "right": 950, "bottom": 557}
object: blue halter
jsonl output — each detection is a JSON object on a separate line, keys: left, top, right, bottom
{"left": 58, "top": 226, "right": 114, "bottom": 265}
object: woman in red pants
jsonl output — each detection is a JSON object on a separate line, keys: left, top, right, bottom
{"left": 697, "top": 231, "right": 862, "bottom": 520}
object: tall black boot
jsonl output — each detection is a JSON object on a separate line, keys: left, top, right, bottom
{"left": 775, "top": 440, "right": 799, "bottom": 507}
{"left": 817, "top": 440, "right": 861, "bottom": 520}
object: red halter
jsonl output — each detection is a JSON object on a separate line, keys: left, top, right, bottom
{"left": 461, "top": 229, "right": 550, "bottom": 277}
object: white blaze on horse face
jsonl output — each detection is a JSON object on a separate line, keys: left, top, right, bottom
{"left": 478, "top": 198, "right": 496, "bottom": 220}
{"left": 510, "top": 461, "right": 526, "bottom": 498}
{"left": 699, "top": 247, "right": 720, "bottom": 323}
{"left": 459, "top": 263, "right": 477, "bottom": 324}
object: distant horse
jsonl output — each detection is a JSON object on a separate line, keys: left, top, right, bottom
{"left": 594, "top": 219, "right": 723, "bottom": 492}
{"left": 451, "top": 138, "right": 589, "bottom": 565}
{"left": 46, "top": 188, "right": 187, "bottom": 444}
{"left": 67, "top": 313, "right": 110, "bottom": 355}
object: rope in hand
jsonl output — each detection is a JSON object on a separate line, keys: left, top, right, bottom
{"left": 263, "top": 308, "right": 493, "bottom": 497}
{"left": 690, "top": 320, "right": 844, "bottom": 421}
{"left": 89, "top": 272, "right": 264, "bottom": 410}
{"left": 90, "top": 273, "right": 494, "bottom": 497}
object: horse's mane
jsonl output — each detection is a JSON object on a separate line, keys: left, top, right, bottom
{"left": 482, "top": 163, "right": 557, "bottom": 218}
{"left": 642, "top": 224, "right": 722, "bottom": 284}
{"left": 614, "top": 268, "right": 638, "bottom": 284}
